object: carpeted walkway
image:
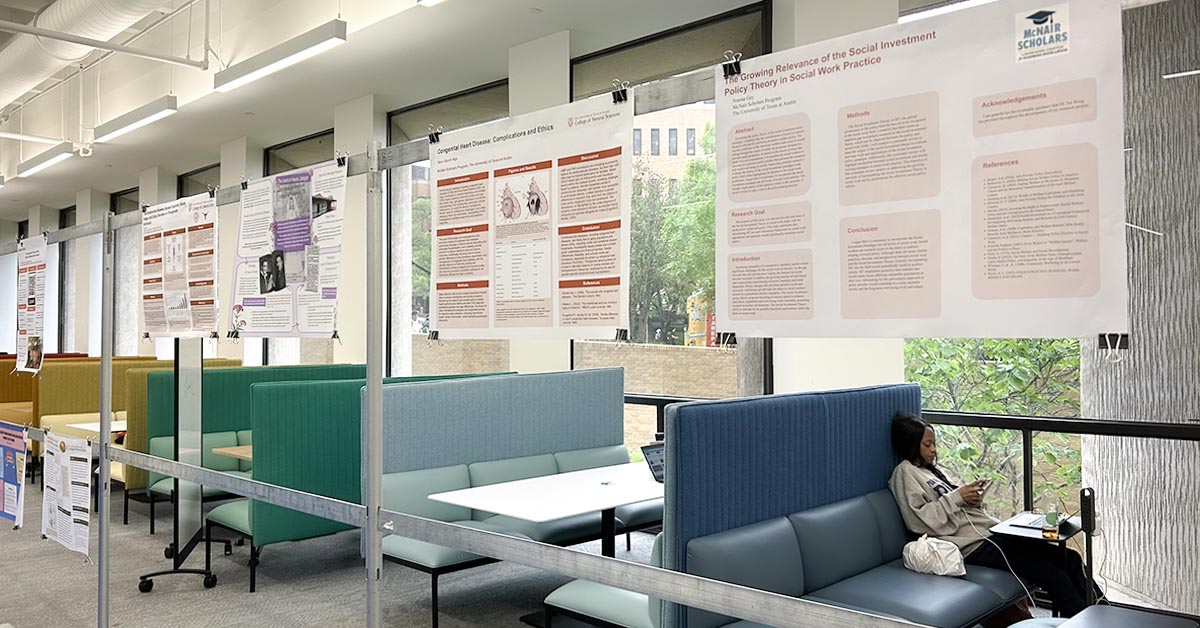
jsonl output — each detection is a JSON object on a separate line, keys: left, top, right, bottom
{"left": 1, "top": 483, "right": 655, "bottom": 628}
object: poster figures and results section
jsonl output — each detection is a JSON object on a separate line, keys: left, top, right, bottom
{"left": 430, "top": 97, "right": 633, "bottom": 338}
{"left": 715, "top": 0, "right": 1127, "bottom": 339}
{"left": 41, "top": 432, "right": 90, "bottom": 555}
{"left": 228, "top": 160, "right": 347, "bottom": 337}
{"left": 0, "top": 423, "right": 26, "bottom": 528}
{"left": 142, "top": 194, "right": 219, "bottom": 337}
{"left": 15, "top": 234, "right": 47, "bottom": 373}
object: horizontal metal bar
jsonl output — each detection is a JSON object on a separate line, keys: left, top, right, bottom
{"left": 0, "top": 19, "right": 205, "bottom": 69}
{"left": 923, "top": 410, "right": 1200, "bottom": 441}
{"left": 624, "top": 393, "right": 704, "bottom": 407}
{"left": 108, "top": 447, "right": 366, "bottom": 527}
{"left": 379, "top": 508, "right": 921, "bottom": 628}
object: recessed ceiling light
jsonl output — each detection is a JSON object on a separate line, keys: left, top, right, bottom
{"left": 417, "top": 0, "right": 447, "bottom": 6}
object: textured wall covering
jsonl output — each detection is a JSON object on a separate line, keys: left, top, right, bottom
{"left": 1080, "top": 0, "right": 1200, "bottom": 613}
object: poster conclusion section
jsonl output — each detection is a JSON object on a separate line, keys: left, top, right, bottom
{"left": 228, "top": 160, "right": 347, "bottom": 338}
{"left": 15, "top": 234, "right": 47, "bottom": 373}
{"left": 715, "top": 0, "right": 1127, "bottom": 338}
{"left": 142, "top": 194, "right": 219, "bottom": 337}
{"left": 430, "top": 97, "right": 633, "bottom": 339}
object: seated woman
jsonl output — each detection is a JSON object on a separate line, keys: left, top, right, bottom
{"left": 888, "top": 411, "right": 1094, "bottom": 618}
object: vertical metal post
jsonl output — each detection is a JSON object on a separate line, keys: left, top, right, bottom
{"left": 97, "top": 211, "right": 115, "bottom": 628}
{"left": 364, "top": 141, "right": 385, "bottom": 628}
{"left": 1022, "top": 429, "right": 1034, "bottom": 511}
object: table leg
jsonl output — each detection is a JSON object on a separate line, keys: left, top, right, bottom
{"left": 601, "top": 508, "right": 616, "bottom": 558}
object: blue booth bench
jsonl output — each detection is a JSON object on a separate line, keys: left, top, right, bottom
{"left": 544, "top": 384, "right": 1024, "bottom": 628}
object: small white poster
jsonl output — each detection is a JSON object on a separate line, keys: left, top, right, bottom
{"left": 142, "top": 194, "right": 219, "bottom": 337}
{"left": 228, "top": 160, "right": 347, "bottom": 337}
{"left": 714, "top": 0, "right": 1126, "bottom": 339}
{"left": 430, "top": 96, "right": 633, "bottom": 338}
{"left": 15, "top": 234, "right": 47, "bottom": 373}
{"left": 41, "top": 432, "right": 90, "bottom": 555}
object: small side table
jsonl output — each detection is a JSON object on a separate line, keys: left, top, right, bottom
{"left": 991, "top": 513, "right": 1085, "bottom": 616}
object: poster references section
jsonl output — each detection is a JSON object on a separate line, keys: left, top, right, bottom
{"left": 430, "top": 97, "right": 633, "bottom": 338}
{"left": 15, "top": 235, "right": 47, "bottom": 373}
{"left": 142, "top": 195, "right": 219, "bottom": 337}
{"left": 228, "top": 160, "right": 347, "bottom": 337}
{"left": 0, "top": 424, "right": 26, "bottom": 528}
{"left": 41, "top": 432, "right": 90, "bottom": 555}
{"left": 715, "top": 0, "right": 1125, "bottom": 338}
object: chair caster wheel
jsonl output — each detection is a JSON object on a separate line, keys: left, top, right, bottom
{"left": 203, "top": 574, "right": 218, "bottom": 589}
{"left": 138, "top": 579, "right": 154, "bottom": 593}
{"left": 164, "top": 545, "right": 175, "bottom": 559}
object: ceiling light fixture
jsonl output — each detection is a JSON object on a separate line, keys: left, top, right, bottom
{"left": 0, "top": 131, "right": 63, "bottom": 145}
{"left": 0, "top": 176, "right": 5, "bottom": 190}
{"left": 416, "top": 0, "right": 448, "bottom": 6}
{"left": 899, "top": 0, "right": 1001, "bottom": 23}
{"left": 1162, "top": 68, "right": 1200, "bottom": 80}
{"left": 16, "top": 141, "right": 73, "bottom": 178}
{"left": 94, "top": 95, "right": 179, "bottom": 143}
{"left": 214, "top": 20, "right": 347, "bottom": 93}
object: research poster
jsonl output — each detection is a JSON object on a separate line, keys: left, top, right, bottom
{"left": 15, "top": 234, "right": 47, "bottom": 374}
{"left": 228, "top": 160, "right": 347, "bottom": 337}
{"left": 0, "top": 424, "right": 26, "bottom": 528}
{"left": 430, "top": 97, "right": 633, "bottom": 338}
{"left": 41, "top": 432, "right": 90, "bottom": 555}
{"left": 142, "top": 194, "right": 219, "bottom": 337}
{"left": 715, "top": 0, "right": 1127, "bottom": 338}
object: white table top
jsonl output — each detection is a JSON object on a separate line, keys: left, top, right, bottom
{"left": 429, "top": 462, "right": 663, "bottom": 523}
{"left": 66, "top": 420, "right": 128, "bottom": 435}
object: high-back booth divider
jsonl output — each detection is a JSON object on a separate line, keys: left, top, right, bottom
{"left": 144, "top": 364, "right": 368, "bottom": 441}
{"left": 662, "top": 383, "right": 921, "bottom": 628}
{"left": 246, "top": 372, "right": 514, "bottom": 548}
{"left": 368, "top": 368, "right": 625, "bottom": 477}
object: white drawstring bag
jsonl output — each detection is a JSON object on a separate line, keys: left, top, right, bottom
{"left": 902, "top": 535, "right": 966, "bottom": 577}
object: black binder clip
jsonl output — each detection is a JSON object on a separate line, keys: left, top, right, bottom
{"left": 717, "top": 332, "right": 737, "bottom": 354}
{"left": 141, "top": 204, "right": 149, "bottom": 213}
{"left": 331, "top": 329, "right": 341, "bottom": 344}
{"left": 1098, "top": 333, "right": 1129, "bottom": 350}
{"left": 722, "top": 51, "right": 743, "bottom": 78}
{"left": 426, "top": 330, "right": 442, "bottom": 346}
{"left": 228, "top": 329, "right": 240, "bottom": 339}
{"left": 611, "top": 80, "right": 630, "bottom": 105}
{"left": 428, "top": 125, "right": 443, "bottom": 145}
{"left": 206, "top": 184, "right": 217, "bottom": 199}
{"left": 142, "top": 332, "right": 150, "bottom": 340}
{"left": 614, "top": 328, "right": 630, "bottom": 342}
{"left": 240, "top": 177, "right": 248, "bottom": 191}
{"left": 209, "top": 331, "right": 219, "bottom": 339}
{"left": 336, "top": 153, "right": 347, "bottom": 167}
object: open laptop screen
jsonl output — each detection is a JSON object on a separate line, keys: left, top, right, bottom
{"left": 641, "top": 443, "right": 665, "bottom": 483}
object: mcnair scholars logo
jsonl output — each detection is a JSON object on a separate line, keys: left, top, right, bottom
{"left": 1015, "top": 4, "right": 1070, "bottom": 62}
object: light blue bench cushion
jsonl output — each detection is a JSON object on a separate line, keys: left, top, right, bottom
{"left": 468, "top": 454, "right": 558, "bottom": 521}
{"left": 545, "top": 580, "right": 653, "bottom": 628}
{"left": 207, "top": 499, "right": 252, "bottom": 536}
{"left": 481, "top": 512, "right": 603, "bottom": 545}
{"left": 616, "top": 499, "right": 663, "bottom": 529}
{"left": 201, "top": 432, "right": 240, "bottom": 472}
{"left": 803, "top": 560, "right": 1006, "bottom": 628}
{"left": 789, "top": 497, "right": 883, "bottom": 591}
{"left": 554, "top": 445, "right": 629, "bottom": 473}
{"left": 382, "top": 520, "right": 531, "bottom": 569}
{"left": 236, "top": 429, "right": 253, "bottom": 472}
{"left": 382, "top": 465, "right": 472, "bottom": 523}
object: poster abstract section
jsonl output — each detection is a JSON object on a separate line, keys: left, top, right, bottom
{"left": 41, "top": 432, "right": 90, "bottom": 555}
{"left": 142, "top": 194, "right": 219, "bottom": 337}
{"left": 430, "top": 97, "right": 633, "bottom": 339}
{"left": 715, "top": 0, "right": 1127, "bottom": 338}
{"left": 228, "top": 160, "right": 347, "bottom": 338}
{"left": 15, "top": 234, "right": 46, "bottom": 374}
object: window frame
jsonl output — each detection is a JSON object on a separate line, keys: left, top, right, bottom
{"left": 177, "top": 162, "right": 221, "bottom": 199}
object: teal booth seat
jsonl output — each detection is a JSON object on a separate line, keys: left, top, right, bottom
{"left": 204, "top": 372, "right": 510, "bottom": 592}
{"left": 140, "top": 364, "right": 367, "bottom": 534}
{"left": 544, "top": 534, "right": 664, "bottom": 628}
{"left": 144, "top": 431, "right": 254, "bottom": 534}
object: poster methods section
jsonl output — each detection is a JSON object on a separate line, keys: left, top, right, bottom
{"left": 41, "top": 432, "right": 90, "bottom": 555}
{"left": 15, "top": 234, "right": 47, "bottom": 373}
{"left": 142, "top": 194, "right": 219, "bottom": 337}
{"left": 0, "top": 424, "right": 26, "bottom": 528}
{"left": 715, "top": 0, "right": 1127, "bottom": 338}
{"left": 228, "top": 160, "right": 347, "bottom": 337}
{"left": 430, "top": 98, "right": 633, "bottom": 339}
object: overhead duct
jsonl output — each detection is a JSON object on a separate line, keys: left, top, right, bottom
{"left": 0, "top": 0, "right": 164, "bottom": 111}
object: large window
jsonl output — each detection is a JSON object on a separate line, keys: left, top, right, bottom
{"left": 568, "top": 4, "right": 771, "bottom": 455}
{"left": 179, "top": 163, "right": 220, "bottom": 198}
{"left": 387, "top": 81, "right": 511, "bottom": 377}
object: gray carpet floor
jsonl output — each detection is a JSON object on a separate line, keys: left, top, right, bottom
{"left": 1, "top": 483, "right": 655, "bottom": 628}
